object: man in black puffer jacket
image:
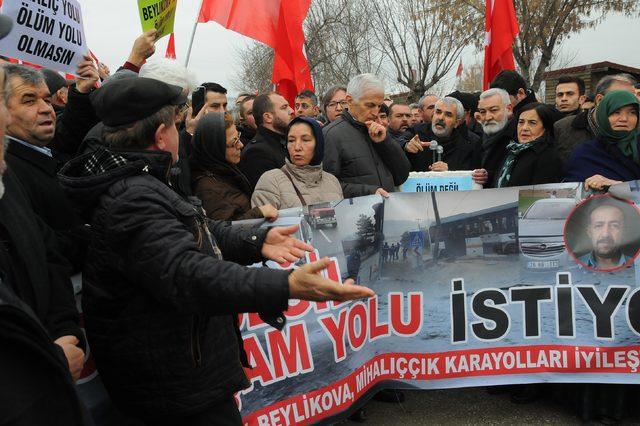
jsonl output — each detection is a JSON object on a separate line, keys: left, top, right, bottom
{"left": 58, "top": 77, "right": 373, "bottom": 425}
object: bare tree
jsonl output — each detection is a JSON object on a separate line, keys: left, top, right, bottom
{"left": 458, "top": 62, "right": 484, "bottom": 92}
{"left": 367, "top": 0, "right": 482, "bottom": 101}
{"left": 232, "top": 42, "right": 274, "bottom": 94}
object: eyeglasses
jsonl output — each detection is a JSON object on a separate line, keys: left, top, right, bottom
{"left": 226, "top": 133, "right": 242, "bottom": 148}
{"left": 327, "top": 100, "right": 348, "bottom": 109}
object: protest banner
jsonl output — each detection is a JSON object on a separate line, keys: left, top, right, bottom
{"left": 137, "top": 0, "right": 177, "bottom": 40}
{"left": 401, "top": 171, "right": 480, "bottom": 192}
{"left": 76, "top": 183, "right": 640, "bottom": 425}
{"left": 0, "top": 0, "right": 87, "bottom": 75}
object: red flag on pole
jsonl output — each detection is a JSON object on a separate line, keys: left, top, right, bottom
{"left": 165, "top": 33, "right": 177, "bottom": 59}
{"left": 197, "top": 0, "right": 314, "bottom": 107}
{"left": 483, "top": 0, "right": 519, "bottom": 90}
{"left": 456, "top": 59, "right": 463, "bottom": 78}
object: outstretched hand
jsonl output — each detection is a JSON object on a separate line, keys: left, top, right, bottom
{"left": 289, "top": 258, "right": 375, "bottom": 302}
{"left": 262, "top": 225, "right": 313, "bottom": 264}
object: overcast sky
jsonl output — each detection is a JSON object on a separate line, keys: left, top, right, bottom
{"left": 81, "top": 0, "right": 640, "bottom": 97}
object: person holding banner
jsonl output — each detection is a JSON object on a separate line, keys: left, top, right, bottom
{"left": 564, "top": 90, "right": 640, "bottom": 190}
{"left": 494, "top": 102, "right": 562, "bottom": 187}
{"left": 58, "top": 77, "right": 374, "bottom": 425}
{"left": 252, "top": 116, "right": 343, "bottom": 209}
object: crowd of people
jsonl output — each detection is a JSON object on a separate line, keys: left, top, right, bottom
{"left": 0, "top": 13, "right": 639, "bottom": 425}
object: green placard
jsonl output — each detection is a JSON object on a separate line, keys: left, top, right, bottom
{"left": 137, "top": 0, "right": 177, "bottom": 40}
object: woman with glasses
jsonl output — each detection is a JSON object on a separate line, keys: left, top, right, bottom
{"left": 251, "top": 117, "right": 343, "bottom": 210}
{"left": 191, "top": 112, "right": 279, "bottom": 221}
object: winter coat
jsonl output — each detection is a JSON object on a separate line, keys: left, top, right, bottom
{"left": 6, "top": 139, "right": 89, "bottom": 271}
{"left": 481, "top": 119, "right": 517, "bottom": 188}
{"left": 564, "top": 138, "right": 640, "bottom": 183}
{"left": 553, "top": 109, "right": 596, "bottom": 164}
{"left": 58, "top": 148, "right": 291, "bottom": 420}
{"left": 496, "top": 136, "right": 563, "bottom": 187}
{"left": 239, "top": 126, "right": 288, "bottom": 189}
{"left": 0, "top": 281, "right": 89, "bottom": 426}
{"left": 406, "top": 127, "right": 482, "bottom": 172}
{"left": 252, "top": 159, "right": 343, "bottom": 209}
{"left": 0, "top": 170, "right": 82, "bottom": 346}
{"left": 192, "top": 165, "right": 264, "bottom": 221}
{"left": 322, "top": 111, "right": 410, "bottom": 198}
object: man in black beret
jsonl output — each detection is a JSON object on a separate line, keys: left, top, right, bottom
{"left": 42, "top": 68, "right": 73, "bottom": 115}
{"left": 58, "top": 77, "right": 374, "bottom": 425}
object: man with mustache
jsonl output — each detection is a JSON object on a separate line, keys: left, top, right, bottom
{"left": 4, "top": 62, "right": 99, "bottom": 272}
{"left": 387, "top": 103, "right": 412, "bottom": 141}
{"left": 403, "top": 97, "right": 481, "bottom": 172}
{"left": 579, "top": 203, "right": 629, "bottom": 270}
{"left": 472, "top": 88, "right": 513, "bottom": 187}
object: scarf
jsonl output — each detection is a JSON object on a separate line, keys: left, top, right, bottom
{"left": 190, "top": 113, "right": 252, "bottom": 195}
{"left": 595, "top": 90, "right": 640, "bottom": 163}
{"left": 496, "top": 136, "right": 544, "bottom": 188}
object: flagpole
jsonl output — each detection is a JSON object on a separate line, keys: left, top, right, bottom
{"left": 185, "top": 0, "right": 204, "bottom": 67}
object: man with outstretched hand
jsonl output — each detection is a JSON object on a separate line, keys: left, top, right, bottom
{"left": 58, "top": 77, "right": 374, "bottom": 426}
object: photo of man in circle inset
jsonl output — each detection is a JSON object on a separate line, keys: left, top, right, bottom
{"left": 565, "top": 195, "right": 640, "bottom": 272}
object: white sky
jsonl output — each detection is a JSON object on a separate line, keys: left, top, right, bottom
{"left": 80, "top": 1, "right": 640, "bottom": 97}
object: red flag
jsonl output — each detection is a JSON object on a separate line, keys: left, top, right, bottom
{"left": 198, "top": 0, "right": 280, "bottom": 47}
{"left": 456, "top": 60, "right": 463, "bottom": 78}
{"left": 198, "top": 0, "right": 314, "bottom": 106}
{"left": 165, "top": 33, "right": 176, "bottom": 59}
{"left": 483, "top": 0, "right": 519, "bottom": 90}
{"left": 271, "top": 0, "right": 313, "bottom": 106}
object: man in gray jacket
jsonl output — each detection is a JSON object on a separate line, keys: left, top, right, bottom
{"left": 323, "top": 74, "right": 410, "bottom": 198}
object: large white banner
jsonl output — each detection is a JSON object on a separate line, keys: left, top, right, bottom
{"left": 0, "top": 0, "right": 87, "bottom": 75}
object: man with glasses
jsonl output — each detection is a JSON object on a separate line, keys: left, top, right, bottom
{"left": 322, "top": 85, "right": 348, "bottom": 123}
{"left": 294, "top": 89, "right": 320, "bottom": 119}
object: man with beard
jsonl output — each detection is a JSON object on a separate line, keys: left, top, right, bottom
{"left": 387, "top": 103, "right": 412, "bottom": 141}
{"left": 472, "top": 88, "right": 513, "bottom": 187}
{"left": 240, "top": 92, "right": 294, "bottom": 188}
{"left": 579, "top": 203, "right": 629, "bottom": 270}
{"left": 323, "top": 73, "right": 410, "bottom": 198}
{"left": 403, "top": 97, "right": 481, "bottom": 172}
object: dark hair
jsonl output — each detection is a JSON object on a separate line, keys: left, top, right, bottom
{"left": 515, "top": 102, "right": 556, "bottom": 140}
{"left": 490, "top": 70, "right": 528, "bottom": 96}
{"left": 557, "top": 76, "right": 586, "bottom": 96}
{"left": 296, "top": 89, "right": 318, "bottom": 106}
{"left": 253, "top": 92, "right": 275, "bottom": 127}
{"left": 322, "top": 85, "right": 347, "bottom": 112}
{"left": 239, "top": 94, "right": 256, "bottom": 119}
{"left": 388, "top": 103, "right": 409, "bottom": 116}
{"left": 201, "top": 82, "right": 227, "bottom": 95}
{"left": 379, "top": 103, "right": 390, "bottom": 116}
{"left": 635, "top": 82, "right": 640, "bottom": 89}
{"left": 103, "top": 105, "right": 175, "bottom": 150}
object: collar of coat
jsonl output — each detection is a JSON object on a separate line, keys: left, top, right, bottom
{"left": 256, "top": 126, "right": 287, "bottom": 148}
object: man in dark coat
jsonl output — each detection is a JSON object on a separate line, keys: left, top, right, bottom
{"left": 239, "top": 92, "right": 294, "bottom": 189}
{"left": 472, "top": 88, "right": 514, "bottom": 188}
{"left": 323, "top": 73, "right": 410, "bottom": 198}
{"left": 59, "top": 77, "right": 373, "bottom": 425}
{"left": 237, "top": 94, "right": 257, "bottom": 146}
{"left": 3, "top": 64, "right": 98, "bottom": 271}
{"left": 554, "top": 74, "right": 637, "bottom": 163}
{"left": 403, "top": 97, "right": 482, "bottom": 172}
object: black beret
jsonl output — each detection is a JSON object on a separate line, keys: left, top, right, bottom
{"left": 42, "top": 69, "right": 72, "bottom": 95}
{"left": 447, "top": 90, "right": 479, "bottom": 112}
{"left": 90, "top": 77, "right": 187, "bottom": 127}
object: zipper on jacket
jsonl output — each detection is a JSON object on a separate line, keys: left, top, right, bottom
{"left": 191, "top": 316, "right": 202, "bottom": 367}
